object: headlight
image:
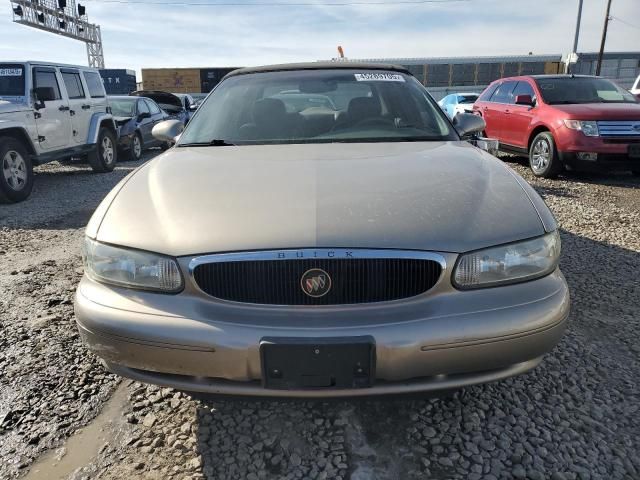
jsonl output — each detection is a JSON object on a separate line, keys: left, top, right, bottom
{"left": 83, "top": 237, "right": 183, "bottom": 292}
{"left": 563, "top": 120, "right": 599, "bottom": 137}
{"left": 453, "top": 231, "right": 561, "bottom": 289}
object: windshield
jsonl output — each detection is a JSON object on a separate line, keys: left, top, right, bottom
{"left": 179, "top": 69, "right": 456, "bottom": 146}
{"left": 109, "top": 98, "right": 137, "bottom": 117}
{"left": 535, "top": 77, "right": 638, "bottom": 105}
{"left": 0, "top": 64, "right": 26, "bottom": 97}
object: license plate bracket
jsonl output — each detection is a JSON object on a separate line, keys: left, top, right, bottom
{"left": 629, "top": 144, "right": 640, "bottom": 159}
{"left": 260, "top": 336, "right": 375, "bottom": 390}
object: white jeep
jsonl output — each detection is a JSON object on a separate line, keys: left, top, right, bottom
{"left": 0, "top": 61, "right": 119, "bottom": 203}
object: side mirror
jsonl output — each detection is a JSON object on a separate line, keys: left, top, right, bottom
{"left": 152, "top": 119, "right": 184, "bottom": 143}
{"left": 453, "top": 113, "right": 486, "bottom": 137}
{"left": 33, "top": 86, "right": 55, "bottom": 109}
{"left": 137, "top": 112, "right": 151, "bottom": 122}
{"left": 189, "top": 104, "right": 198, "bottom": 111}
{"left": 514, "top": 94, "right": 535, "bottom": 106}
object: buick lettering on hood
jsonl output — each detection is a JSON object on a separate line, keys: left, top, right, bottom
{"left": 75, "top": 63, "right": 569, "bottom": 398}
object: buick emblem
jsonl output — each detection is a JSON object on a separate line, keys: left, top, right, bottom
{"left": 300, "top": 268, "right": 332, "bottom": 298}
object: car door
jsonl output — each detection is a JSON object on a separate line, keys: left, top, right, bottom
{"left": 60, "top": 69, "right": 91, "bottom": 145}
{"left": 32, "top": 67, "right": 72, "bottom": 151}
{"left": 502, "top": 80, "right": 537, "bottom": 148}
{"left": 144, "top": 99, "right": 165, "bottom": 146}
{"left": 136, "top": 99, "right": 154, "bottom": 144}
{"left": 81, "top": 70, "right": 108, "bottom": 115}
{"left": 481, "top": 80, "right": 517, "bottom": 141}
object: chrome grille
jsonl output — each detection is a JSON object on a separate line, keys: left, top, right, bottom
{"left": 190, "top": 249, "right": 444, "bottom": 305}
{"left": 597, "top": 120, "right": 640, "bottom": 137}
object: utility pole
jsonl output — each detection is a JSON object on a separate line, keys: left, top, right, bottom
{"left": 595, "top": 0, "right": 612, "bottom": 76}
{"left": 568, "top": 0, "right": 583, "bottom": 74}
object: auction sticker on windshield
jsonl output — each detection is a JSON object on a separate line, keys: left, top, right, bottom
{"left": 354, "top": 73, "right": 405, "bottom": 82}
{"left": 0, "top": 68, "right": 23, "bottom": 76}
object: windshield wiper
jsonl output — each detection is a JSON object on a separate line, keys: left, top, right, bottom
{"left": 179, "top": 139, "right": 236, "bottom": 147}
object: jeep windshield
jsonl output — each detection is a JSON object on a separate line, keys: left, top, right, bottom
{"left": 0, "top": 64, "right": 26, "bottom": 98}
{"left": 536, "top": 77, "right": 638, "bottom": 105}
{"left": 178, "top": 69, "right": 457, "bottom": 146}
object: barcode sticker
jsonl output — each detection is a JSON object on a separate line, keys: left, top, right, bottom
{"left": 354, "top": 73, "right": 405, "bottom": 82}
{"left": 0, "top": 68, "right": 22, "bottom": 76}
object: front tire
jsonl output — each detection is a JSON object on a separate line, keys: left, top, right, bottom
{"left": 0, "top": 136, "right": 34, "bottom": 203}
{"left": 126, "top": 132, "right": 143, "bottom": 161}
{"left": 529, "top": 132, "right": 562, "bottom": 178}
{"left": 88, "top": 127, "right": 117, "bottom": 173}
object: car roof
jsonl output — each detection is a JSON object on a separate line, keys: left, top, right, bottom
{"left": 223, "top": 62, "right": 411, "bottom": 80}
{"left": 109, "top": 95, "right": 138, "bottom": 100}
{"left": 496, "top": 74, "right": 599, "bottom": 82}
{"left": 4, "top": 60, "right": 98, "bottom": 70}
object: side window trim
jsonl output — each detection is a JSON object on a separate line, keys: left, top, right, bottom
{"left": 510, "top": 80, "right": 538, "bottom": 106}
{"left": 82, "top": 70, "right": 106, "bottom": 98}
{"left": 489, "top": 81, "right": 517, "bottom": 104}
{"left": 61, "top": 69, "right": 86, "bottom": 99}
{"left": 33, "top": 67, "right": 62, "bottom": 100}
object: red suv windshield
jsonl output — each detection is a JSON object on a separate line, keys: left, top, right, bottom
{"left": 535, "top": 77, "right": 637, "bottom": 105}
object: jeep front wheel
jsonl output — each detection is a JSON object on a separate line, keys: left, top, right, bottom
{"left": 88, "top": 127, "right": 117, "bottom": 173}
{"left": 0, "top": 136, "right": 34, "bottom": 203}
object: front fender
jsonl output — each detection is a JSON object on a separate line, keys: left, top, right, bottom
{"left": 0, "top": 120, "right": 38, "bottom": 154}
{"left": 87, "top": 114, "right": 118, "bottom": 144}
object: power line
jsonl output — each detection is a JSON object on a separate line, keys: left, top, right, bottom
{"left": 84, "top": 0, "right": 471, "bottom": 6}
{"left": 610, "top": 16, "right": 640, "bottom": 31}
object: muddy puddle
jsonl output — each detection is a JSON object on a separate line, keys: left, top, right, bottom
{"left": 23, "top": 383, "right": 128, "bottom": 480}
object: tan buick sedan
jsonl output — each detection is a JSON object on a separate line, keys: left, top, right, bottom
{"left": 75, "top": 63, "right": 569, "bottom": 397}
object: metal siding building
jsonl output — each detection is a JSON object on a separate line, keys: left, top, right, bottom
{"left": 333, "top": 52, "right": 640, "bottom": 100}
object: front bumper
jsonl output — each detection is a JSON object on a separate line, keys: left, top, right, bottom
{"left": 555, "top": 129, "right": 640, "bottom": 171}
{"left": 75, "top": 266, "right": 569, "bottom": 397}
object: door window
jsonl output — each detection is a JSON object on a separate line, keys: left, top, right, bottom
{"left": 478, "top": 83, "right": 499, "bottom": 102}
{"left": 145, "top": 99, "right": 161, "bottom": 114}
{"left": 511, "top": 81, "right": 535, "bottom": 103}
{"left": 61, "top": 70, "right": 86, "bottom": 99}
{"left": 82, "top": 71, "right": 105, "bottom": 98}
{"left": 33, "top": 68, "right": 62, "bottom": 100}
{"left": 489, "top": 81, "right": 517, "bottom": 103}
{"left": 137, "top": 100, "right": 150, "bottom": 114}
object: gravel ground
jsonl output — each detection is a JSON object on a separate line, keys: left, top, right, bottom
{"left": 1, "top": 153, "right": 639, "bottom": 480}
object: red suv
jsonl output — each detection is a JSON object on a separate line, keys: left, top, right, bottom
{"left": 473, "top": 75, "right": 640, "bottom": 177}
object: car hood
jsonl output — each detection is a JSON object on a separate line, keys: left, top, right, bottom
{"left": 0, "top": 99, "right": 30, "bottom": 113}
{"left": 113, "top": 115, "right": 133, "bottom": 126}
{"left": 130, "top": 90, "right": 183, "bottom": 109}
{"left": 93, "top": 142, "right": 548, "bottom": 256}
{"left": 550, "top": 102, "right": 640, "bottom": 120}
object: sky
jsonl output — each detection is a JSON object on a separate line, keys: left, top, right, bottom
{"left": 1, "top": 0, "right": 638, "bottom": 76}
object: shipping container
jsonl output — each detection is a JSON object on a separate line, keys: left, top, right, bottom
{"left": 141, "top": 68, "right": 202, "bottom": 93}
{"left": 99, "top": 69, "right": 137, "bottom": 95}
{"left": 200, "top": 67, "right": 240, "bottom": 93}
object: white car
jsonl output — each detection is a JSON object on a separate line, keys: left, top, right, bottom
{"left": 631, "top": 74, "right": 640, "bottom": 98}
{"left": 438, "top": 93, "right": 480, "bottom": 119}
{"left": 0, "top": 61, "right": 118, "bottom": 203}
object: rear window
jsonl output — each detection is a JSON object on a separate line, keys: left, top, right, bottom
{"left": 0, "top": 64, "right": 25, "bottom": 97}
{"left": 458, "top": 94, "right": 478, "bottom": 104}
{"left": 83, "top": 71, "right": 105, "bottom": 98}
